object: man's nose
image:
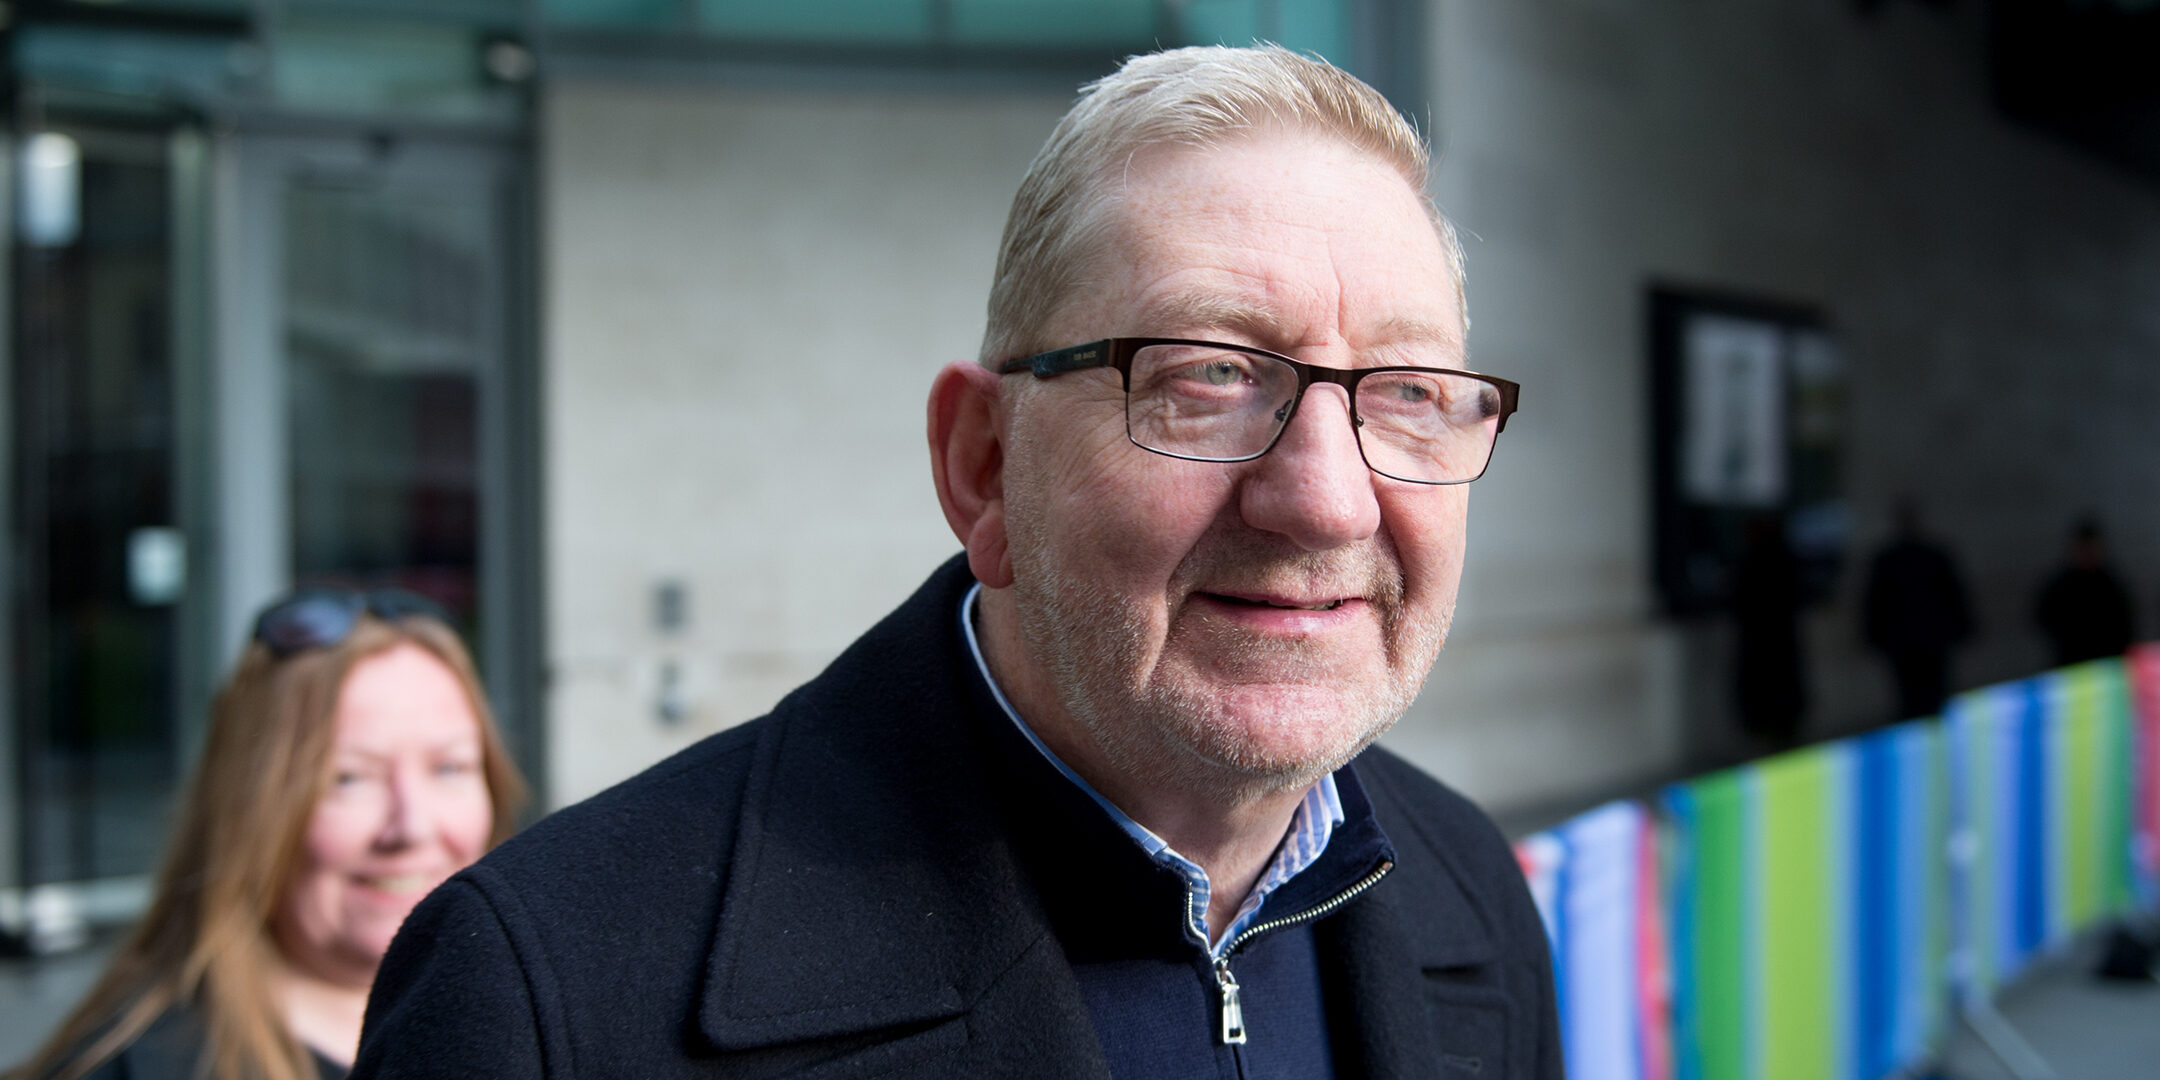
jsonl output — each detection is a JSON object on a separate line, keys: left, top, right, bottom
{"left": 1237, "top": 384, "right": 1381, "bottom": 550}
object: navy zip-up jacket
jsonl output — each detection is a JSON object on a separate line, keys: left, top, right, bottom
{"left": 352, "top": 556, "right": 1564, "bottom": 1079}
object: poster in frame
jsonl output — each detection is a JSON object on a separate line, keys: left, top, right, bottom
{"left": 1649, "top": 285, "right": 1847, "bottom": 616}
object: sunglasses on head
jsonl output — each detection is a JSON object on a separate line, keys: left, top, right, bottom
{"left": 251, "top": 588, "right": 454, "bottom": 658}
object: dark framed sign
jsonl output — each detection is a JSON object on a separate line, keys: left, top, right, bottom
{"left": 1649, "top": 285, "right": 1847, "bottom": 616}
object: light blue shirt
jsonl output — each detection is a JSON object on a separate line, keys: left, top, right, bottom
{"left": 961, "top": 584, "right": 1344, "bottom": 957}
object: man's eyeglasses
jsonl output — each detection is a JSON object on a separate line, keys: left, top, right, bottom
{"left": 251, "top": 588, "right": 453, "bottom": 658}
{"left": 998, "top": 338, "right": 1520, "bottom": 485}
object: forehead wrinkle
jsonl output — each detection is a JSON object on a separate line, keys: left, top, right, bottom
{"left": 1107, "top": 141, "right": 1463, "bottom": 360}
{"left": 1322, "top": 183, "right": 1464, "bottom": 362}
{"left": 1131, "top": 286, "right": 1295, "bottom": 343}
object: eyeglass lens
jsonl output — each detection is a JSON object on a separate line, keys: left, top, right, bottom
{"left": 1122, "top": 342, "right": 1504, "bottom": 484}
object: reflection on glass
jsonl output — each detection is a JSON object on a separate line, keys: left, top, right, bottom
{"left": 698, "top": 0, "right": 930, "bottom": 42}
{"left": 949, "top": 0, "right": 1157, "bottom": 46}
{"left": 284, "top": 178, "right": 485, "bottom": 637}
{"left": 544, "top": 0, "right": 679, "bottom": 29}
{"left": 11, "top": 134, "right": 182, "bottom": 886}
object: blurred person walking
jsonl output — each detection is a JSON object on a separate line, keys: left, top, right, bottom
{"left": 2035, "top": 517, "right": 2137, "bottom": 666}
{"left": 1734, "top": 512, "right": 1807, "bottom": 745}
{"left": 1861, "top": 498, "right": 1973, "bottom": 720}
{"left": 7, "top": 590, "right": 526, "bottom": 1080}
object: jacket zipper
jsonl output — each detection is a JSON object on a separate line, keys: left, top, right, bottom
{"left": 1211, "top": 859, "right": 1394, "bottom": 1046}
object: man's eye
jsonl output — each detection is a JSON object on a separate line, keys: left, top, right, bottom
{"left": 1365, "top": 375, "right": 1439, "bottom": 407}
{"left": 1199, "top": 361, "right": 1243, "bottom": 386}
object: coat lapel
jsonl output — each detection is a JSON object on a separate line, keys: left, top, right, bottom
{"left": 693, "top": 559, "right": 1109, "bottom": 1076}
{"left": 1325, "top": 777, "right": 1504, "bottom": 1080}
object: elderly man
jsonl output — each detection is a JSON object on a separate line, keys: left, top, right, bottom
{"left": 355, "top": 46, "right": 1558, "bottom": 1079}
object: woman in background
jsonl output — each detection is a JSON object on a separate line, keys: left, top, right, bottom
{"left": 10, "top": 590, "right": 527, "bottom": 1080}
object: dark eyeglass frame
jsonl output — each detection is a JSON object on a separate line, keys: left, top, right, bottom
{"left": 251, "top": 587, "right": 454, "bottom": 658}
{"left": 997, "top": 337, "right": 1521, "bottom": 485}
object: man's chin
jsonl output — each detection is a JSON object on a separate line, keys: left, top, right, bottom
{"left": 1154, "top": 689, "right": 1398, "bottom": 798}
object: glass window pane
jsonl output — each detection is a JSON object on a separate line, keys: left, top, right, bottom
{"left": 289, "top": 0, "right": 523, "bottom": 25}
{"left": 1177, "top": 0, "right": 1350, "bottom": 65}
{"left": 14, "top": 26, "right": 240, "bottom": 106}
{"left": 11, "top": 133, "right": 185, "bottom": 885}
{"left": 274, "top": 21, "right": 515, "bottom": 122}
{"left": 88, "top": 0, "right": 249, "bottom": 14}
{"left": 284, "top": 178, "right": 489, "bottom": 630}
{"left": 697, "top": 0, "right": 933, "bottom": 44}
{"left": 1276, "top": 0, "right": 1349, "bottom": 63}
{"left": 948, "top": 0, "right": 1158, "bottom": 48}
{"left": 1179, "top": 0, "right": 1264, "bottom": 47}
{"left": 544, "top": 0, "right": 683, "bottom": 29}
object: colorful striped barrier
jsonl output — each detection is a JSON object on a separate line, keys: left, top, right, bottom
{"left": 1517, "top": 802, "right": 1671, "bottom": 1080}
{"left": 2130, "top": 644, "right": 2160, "bottom": 905}
{"left": 1513, "top": 648, "right": 2156, "bottom": 1080}
{"left": 1847, "top": 721, "right": 1945, "bottom": 1078}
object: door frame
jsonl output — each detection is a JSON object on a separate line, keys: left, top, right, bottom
{"left": 209, "top": 121, "right": 545, "bottom": 809}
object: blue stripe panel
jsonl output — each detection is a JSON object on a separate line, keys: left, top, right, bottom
{"left": 2014, "top": 680, "right": 2049, "bottom": 963}
{"left": 1661, "top": 785, "right": 1700, "bottom": 1080}
{"left": 1944, "top": 694, "right": 1978, "bottom": 1002}
{"left": 1851, "top": 728, "right": 1899, "bottom": 1080}
{"left": 1829, "top": 744, "right": 1859, "bottom": 1080}
{"left": 1989, "top": 687, "right": 2027, "bottom": 979}
{"left": 1517, "top": 830, "right": 1569, "bottom": 1019}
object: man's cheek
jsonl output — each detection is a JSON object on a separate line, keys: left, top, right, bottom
{"left": 1390, "top": 494, "right": 1468, "bottom": 580}
{"left": 1061, "top": 469, "right": 1219, "bottom": 574}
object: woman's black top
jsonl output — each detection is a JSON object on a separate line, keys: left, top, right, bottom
{"left": 73, "top": 1009, "right": 346, "bottom": 1080}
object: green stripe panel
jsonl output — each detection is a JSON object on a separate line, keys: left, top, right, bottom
{"left": 1758, "top": 751, "right": 1838, "bottom": 1080}
{"left": 1687, "top": 771, "right": 1754, "bottom": 1080}
{"left": 2059, "top": 668, "right": 2102, "bottom": 932}
{"left": 2097, "top": 661, "right": 2137, "bottom": 911}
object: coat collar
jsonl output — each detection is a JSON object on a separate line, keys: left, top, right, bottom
{"left": 696, "top": 557, "right": 1099, "bottom": 1057}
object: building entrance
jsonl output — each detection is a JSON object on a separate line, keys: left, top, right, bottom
{"left": 4, "top": 118, "right": 534, "bottom": 950}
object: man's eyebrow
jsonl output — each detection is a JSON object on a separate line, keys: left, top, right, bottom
{"left": 1369, "top": 315, "right": 1467, "bottom": 360}
{"left": 1136, "top": 290, "right": 1466, "bottom": 360}
{"left": 1133, "top": 290, "right": 1294, "bottom": 343}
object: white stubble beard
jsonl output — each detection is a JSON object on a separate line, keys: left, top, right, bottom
{"left": 1004, "top": 500, "right": 1454, "bottom": 809}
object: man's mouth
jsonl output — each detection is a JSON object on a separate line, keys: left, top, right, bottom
{"left": 1205, "top": 592, "right": 1346, "bottom": 612}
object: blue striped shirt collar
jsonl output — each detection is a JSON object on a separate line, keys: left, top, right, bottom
{"left": 960, "top": 583, "right": 1344, "bottom": 956}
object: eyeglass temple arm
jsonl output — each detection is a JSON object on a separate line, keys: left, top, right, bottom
{"left": 997, "top": 340, "right": 1116, "bottom": 378}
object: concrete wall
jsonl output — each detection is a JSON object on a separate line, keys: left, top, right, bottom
{"left": 542, "top": 2, "right": 2160, "bottom": 814}
{"left": 541, "top": 82, "right": 1069, "bottom": 805}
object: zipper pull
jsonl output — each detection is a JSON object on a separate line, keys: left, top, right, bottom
{"left": 1214, "top": 958, "right": 1248, "bottom": 1045}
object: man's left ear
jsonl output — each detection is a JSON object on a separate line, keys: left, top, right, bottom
{"left": 927, "top": 361, "right": 1014, "bottom": 588}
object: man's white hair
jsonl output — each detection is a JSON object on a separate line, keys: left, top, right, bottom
{"left": 979, "top": 43, "right": 1467, "bottom": 366}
